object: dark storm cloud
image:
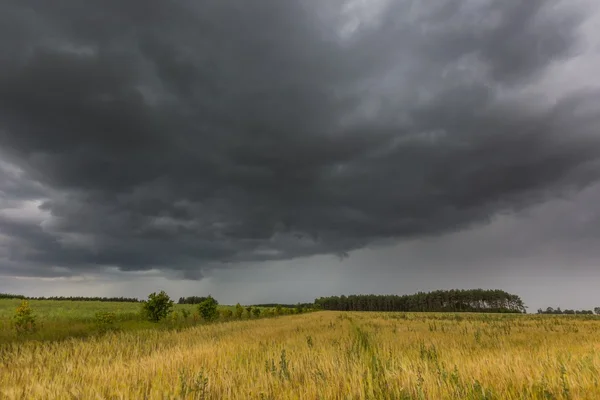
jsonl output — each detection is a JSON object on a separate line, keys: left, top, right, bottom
{"left": 1, "top": 0, "right": 599, "bottom": 278}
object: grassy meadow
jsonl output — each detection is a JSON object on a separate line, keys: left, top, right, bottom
{"left": 0, "top": 299, "right": 281, "bottom": 344}
{"left": 0, "top": 299, "right": 204, "bottom": 343}
{"left": 1, "top": 304, "right": 599, "bottom": 399}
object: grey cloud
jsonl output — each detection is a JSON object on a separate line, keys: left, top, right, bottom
{"left": 0, "top": 0, "right": 599, "bottom": 278}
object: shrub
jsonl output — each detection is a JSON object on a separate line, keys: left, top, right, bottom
{"left": 221, "top": 309, "right": 233, "bottom": 319}
{"left": 13, "top": 300, "right": 36, "bottom": 334}
{"left": 192, "top": 312, "right": 200, "bottom": 323}
{"left": 246, "top": 306, "right": 253, "bottom": 318}
{"left": 170, "top": 311, "right": 180, "bottom": 323}
{"left": 263, "top": 308, "right": 274, "bottom": 317}
{"left": 142, "top": 290, "right": 174, "bottom": 322}
{"left": 198, "top": 296, "right": 219, "bottom": 322}
{"left": 235, "top": 303, "right": 244, "bottom": 319}
{"left": 95, "top": 312, "right": 117, "bottom": 333}
{"left": 253, "top": 308, "right": 261, "bottom": 318}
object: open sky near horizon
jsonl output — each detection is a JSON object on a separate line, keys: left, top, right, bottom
{"left": 1, "top": 0, "right": 600, "bottom": 311}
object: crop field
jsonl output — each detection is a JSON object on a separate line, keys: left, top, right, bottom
{"left": 1, "top": 306, "right": 599, "bottom": 400}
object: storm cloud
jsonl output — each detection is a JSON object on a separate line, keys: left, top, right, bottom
{"left": 1, "top": 0, "right": 600, "bottom": 285}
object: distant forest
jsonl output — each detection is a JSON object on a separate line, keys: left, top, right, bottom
{"left": 177, "top": 296, "right": 209, "bottom": 304}
{"left": 314, "top": 289, "right": 527, "bottom": 313}
{"left": 0, "top": 293, "right": 140, "bottom": 302}
{"left": 3, "top": 291, "right": 598, "bottom": 315}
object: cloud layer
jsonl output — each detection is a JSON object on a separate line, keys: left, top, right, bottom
{"left": 1, "top": 0, "right": 600, "bottom": 279}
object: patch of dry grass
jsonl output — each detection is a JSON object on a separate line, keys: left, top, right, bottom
{"left": 1, "top": 312, "right": 599, "bottom": 399}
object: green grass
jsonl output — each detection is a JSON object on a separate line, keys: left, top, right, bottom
{"left": 0, "top": 299, "right": 145, "bottom": 320}
{"left": 0, "top": 299, "right": 280, "bottom": 344}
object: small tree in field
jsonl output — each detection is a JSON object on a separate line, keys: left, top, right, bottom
{"left": 252, "top": 308, "right": 261, "bottom": 318}
{"left": 234, "top": 303, "right": 244, "bottom": 319}
{"left": 14, "top": 300, "right": 36, "bottom": 334}
{"left": 198, "top": 296, "right": 219, "bottom": 322}
{"left": 595, "top": 307, "right": 600, "bottom": 315}
{"left": 246, "top": 306, "right": 253, "bottom": 318}
{"left": 142, "top": 291, "right": 174, "bottom": 322}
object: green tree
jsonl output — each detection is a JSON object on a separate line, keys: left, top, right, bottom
{"left": 246, "top": 306, "right": 253, "bottom": 318}
{"left": 252, "top": 308, "right": 261, "bottom": 318}
{"left": 198, "top": 296, "right": 219, "bottom": 322}
{"left": 142, "top": 290, "right": 174, "bottom": 322}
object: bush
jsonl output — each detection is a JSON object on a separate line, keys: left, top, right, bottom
{"left": 235, "top": 303, "right": 244, "bottom": 319}
{"left": 252, "top": 308, "right": 261, "bottom": 318}
{"left": 246, "top": 306, "right": 253, "bottom": 318}
{"left": 13, "top": 300, "right": 36, "bottom": 334}
{"left": 263, "top": 308, "right": 274, "bottom": 317}
{"left": 142, "top": 291, "right": 174, "bottom": 322}
{"left": 170, "top": 311, "right": 180, "bottom": 323}
{"left": 198, "top": 296, "right": 219, "bottom": 322}
{"left": 221, "top": 309, "right": 233, "bottom": 319}
{"left": 181, "top": 308, "right": 191, "bottom": 320}
{"left": 95, "top": 312, "right": 117, "bottom": 333}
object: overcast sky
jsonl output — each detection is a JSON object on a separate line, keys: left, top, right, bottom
{"left": 1, "top": 0, "right": 600, "bottom": 311}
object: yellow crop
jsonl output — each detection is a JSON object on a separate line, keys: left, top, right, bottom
{"left": 1, "top": 312, "right": 599, "bottom": 399}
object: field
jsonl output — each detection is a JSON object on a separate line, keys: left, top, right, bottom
{"left": 0, "top": 299, "right": 205, "bottom": 343}
{"left": 1, "top": 302, "right": 600, "bottom": 400}
{"left": 0, "top": 299, "right": 284, "bottom": 344}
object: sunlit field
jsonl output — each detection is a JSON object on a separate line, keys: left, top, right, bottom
{"left": 1, "top": 309, "right": 599, "bottom": 399}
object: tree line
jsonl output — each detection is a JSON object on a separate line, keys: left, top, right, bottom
{"left": 314, "top": 289, "right": 527, "bottom": 313}
{"left": 251, "top": 303, "right": 315, "bottom": 309}
{"left": 5, "top": 291, "right": 598, "bottom": 316}
{"left": 0, "top": 293, "right": 140, "bottom": 302}
{"left": 537, "top": 307, "right": 599, "bottom": 315}
{"left": 0, "top": 293, "right": 26, "bottom": 299}
{"left": 176, "top": 297, "right": 315, "bottom": 309}
{"left": 177, "top": 296, "right": 209, "bottom": 304}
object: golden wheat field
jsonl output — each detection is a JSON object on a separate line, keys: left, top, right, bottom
{"left": 1, "top": 311, "right": 599, "bottom": 399}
